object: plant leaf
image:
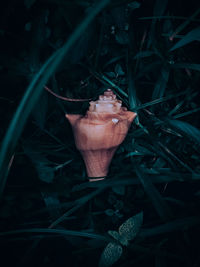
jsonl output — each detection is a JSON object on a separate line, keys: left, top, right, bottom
{"left": 133, "top": 50, "right": 156, "bottom": 60}
{"left": 108, "top": 230, "right": 120, "bottom": 241}
{"left": 115, "top": 30, "right": 129, "bottom": 45}
{"left": 135, "top": 166, "right": 173, "bottom": 221}
{"left": 147, "top": 0, "right": 168, "bottom": 47}
{"left": 167, "top": 119, "right": 200, "bottom": 145}
{"left": 172, "top": 63, "right": 200, "bottom": 71}
{"left": 0, "top": 228, "right": 108, "bottom": 241}
{"left": 169, "top": 8, "right": 200, "bottom": 41}
{"left": 108, "top": 212, "right": 143, "bottom": 246}
{"left": 152, "top": 66, "right": 170, "bottom": 100}
{"left": 127, "top": 1, "right": 141, "bottom": 10}
{"left": 112, "top": 185, "right": 125, "bottom": 195}
{"left": 99, "top": 242, "right": 123, "bottom": 267}
{"left": 118, "top": 212, "right": 143, "bottom": 244}
{"left": 140, "top": 216, "right": 200, "bottom": 238}
{"left": 41, "top": 192, "right": 61, "bottom": 218}
{"left": 153, "top": 0, "right": 168, "bottom": 18}
{"left": 115, "top": 64, "right": 125, "bottom": 76}
{"left": 128, "top": 62, "right": 138, "bottom": 110}
{"left": 36, "top": 164, "right": 55, "bottom": 183}
{"left": 170, "top": 26, "right": 200, "bottom": 51}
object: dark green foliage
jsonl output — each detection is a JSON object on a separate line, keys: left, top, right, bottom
{"left": 0, "top": 0, "right": 200, "bottom": 266}
{"left": 170, "top": 26, "right": 200, "bottom": 51}
{"left": 99, "top": 212, "right": 143, "bottom": 266}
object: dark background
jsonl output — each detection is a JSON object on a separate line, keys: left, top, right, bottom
{"left": 0, "top": 0, "right": 200, "bottom": 266}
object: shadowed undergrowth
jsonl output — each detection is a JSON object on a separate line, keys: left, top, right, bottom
{"left": 0, "top": 0, "right": 200, "bottom": 266}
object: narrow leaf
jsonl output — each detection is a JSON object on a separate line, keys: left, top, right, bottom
{"left": 167, "top": 119, "right": 200, "bottom": 145}
{"left": 147, "top": 0, "right": 168, "bottom": 47}
{"left": 152, "top": 66, "right": 170, "bottom": 100}
{"left": 170, "top": 26, "right": 200, "bottom": 51}
{"left": 133, "top": 51, "right": 156, "bottom": 60}
{"left": 153, "top": 0, "right": 168, "bottom": 17}
{"left": 135, "top": 166, "right": 173, "bottom": 221}
{"left": 169, "top": 8, "right": 200, "bottom": 40}
{"left": 172, "top": 63, "right": 200, "bottom": 71}
{"left": 0, "top": 228, "right": 108, "bottom": 241}
{"left": 128, "top": 61, "right": 138, "bottom": 110}
{"left": 173, "top": 107, "right": 200, "bottom": 119}
{"left": 140, "top": 216, "right": 200, "bottom": 238}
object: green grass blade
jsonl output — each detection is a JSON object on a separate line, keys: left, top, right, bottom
{"left": 136, "top": 90, "right": 188, "bottom": 110}
{"left": 152, "top": 66, "right": 170, "bottom": 100}
{"left": 167, "top": 119, "right": 200, "bottom": 145}
{"left": 139, "top": 15, "right": 200, "bottom": 22}
{"left": 169, "top": 8, "right": 200, "bottom": 41}
{"left": 147, "top": 0, "right": 168, "bottom": 48}
{"left": 0, "top": 228, "right": 108, "bottom": 241}
{"left": 173, "top": 107, "right": 200, "bottom": 119}
{"left": 140, "top": 216, "right": 200, "bottom": 238}
{"left": 170, "top": 26, "right": 200, "bottom": 51}
{"left": 158, "top": 141, "right": 193, "bottom": 173}
{"left": 101, "top": 74, "right": 128, "bottom": 98}
{"left": 128, "top": 66, "right": 138, "bottom": 110}
{"left": 0, "top": 0, "right": 110, "bottom": 197}
{"left": 172, "top": 63, "right": 200, "bottom": 71}
{"left": 133, "top": 51, "right": 157, "bottom": 60}
{"left": 135, "top": 166, "right": 173, "bottom": 221}
{"left": 49, "top": 188, "right": 104, "bottom": 228}
{"left": 153, "top": 0, "right": 168, "bottom": 18}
